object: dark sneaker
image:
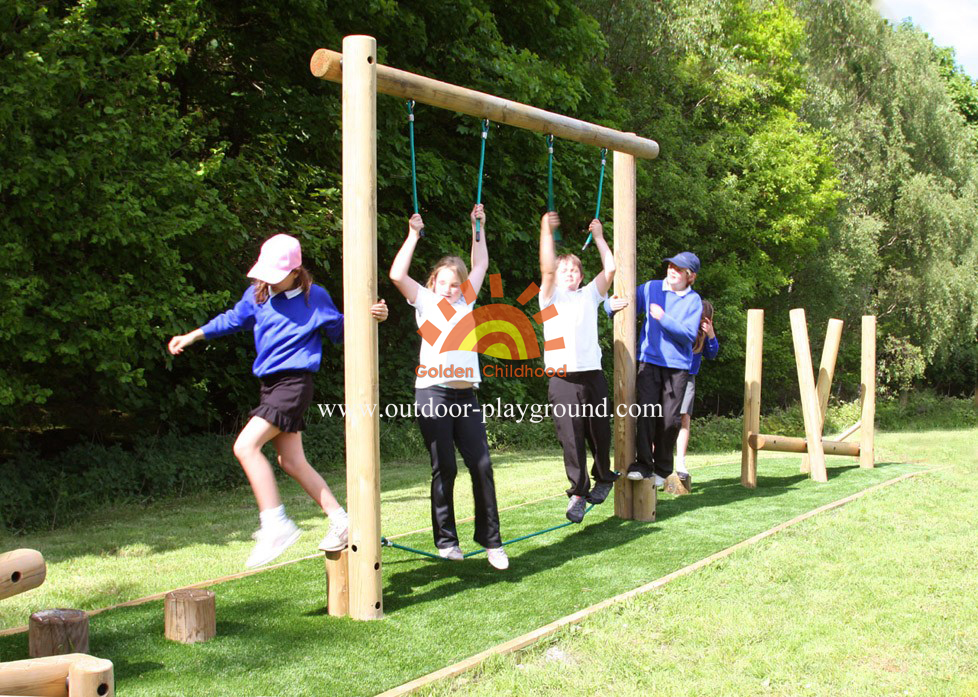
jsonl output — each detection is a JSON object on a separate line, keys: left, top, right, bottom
{"left": 566, "top": 495, "right": 587, "bottom": 523}
{"left": 587, "top": 479, "right": 615, "bottom": 505}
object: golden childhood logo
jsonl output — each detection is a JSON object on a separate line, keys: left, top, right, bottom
{"left": 416, "top": 273, "right": 565, "bottom": 364}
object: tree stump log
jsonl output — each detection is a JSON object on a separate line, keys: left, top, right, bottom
{"left": 29, "top": 609, "right": 89, "bottom": 657}
{"left": 164, "top": 589, "right": 216, "bottom": 644}
{"left": 632, "top": 479, "right": 656, "bottom": 522}
{"left": 664, "top": 473, "right": 692, "bottom": 496}
{"left": 324, "top": 549, "right": 350, "bottom": 618}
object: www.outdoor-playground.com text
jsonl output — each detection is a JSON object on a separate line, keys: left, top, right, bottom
{"left": 316, "top": 400, "right": 662, "bottom": 424}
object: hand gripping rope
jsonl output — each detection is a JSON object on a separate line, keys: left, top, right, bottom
{"left": 546, "top": 134, "right": 561, "bottom": 244}
{"left": 475, "top": 118, "right": 490, "bottom": 241}
{"left": 379, "top": 503, "right": 595, "bottom": 561}
{"left": 406, "top": 100, "right": 424, "bottom": 237}
{"left": 582, "top": 148, "right": 608, "bottom": 252}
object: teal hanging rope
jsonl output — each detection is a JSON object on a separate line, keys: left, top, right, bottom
{"left": 582, "top": 148, "right": 608, "bottom": 252}
{"left": 475, "top": 119, "right": 490, "bottom": 242}
{"left": 406, "top": 100, "right": 424, "bottom": 238}
{"left": 379, "top": 504, "right": 596, "bottom": 562}
{"left": 546, "top": 134, "right": 561, "bottom": 244}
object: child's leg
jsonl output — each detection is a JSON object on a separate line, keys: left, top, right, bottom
{"left": 416, "top": 388, "right": 462, "bottom": 549}
{"left": 233, "top": 416, "right": 285, "bottom": 510}
{"left": 548, "top": 376, "right": 590, "bottom": 497}
{"left": 273, "top": 431, "right": 341, "bottom": 514}
{"left": 651, "top": 369, "right": 688, "bottom": 479}
{"left": 584, "top": 371, "right": 614, "bottom": 482}
{"left": 454, "top": 393, "right": 502, "bottom": 549}
{"left": 630, "top": 362, "right": 662, "bottom": 477}
{"left": 675, "top": 413, "right": 692, "bottom": 473}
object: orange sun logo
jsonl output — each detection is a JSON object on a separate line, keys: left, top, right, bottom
{"left": 416, "top": 274, "right": 566, "bottom": 360}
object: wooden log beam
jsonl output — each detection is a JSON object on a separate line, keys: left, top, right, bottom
{"left": 741, "top": 309, "right": 764, "bottom": 488}
{"left": 613, "top": 152, "right": 638, "bottom": 520}
{"left": 342, "top": 35, "right": 383, "bottom": 621}
{"left": 0, "top": 653, "right": 113, "bottom": 697}
{"left": 0, "top": 548, "right": 46, "bottom": 601}
{"left": 749, "top": 433, "right": 860, "bottom": 457}
{"left": 860, "top": 315, "right": 876, "bottom": 468}
{"left": 310, "top": 47, "right": 660, "bottom": 160}
{"left": 835, "top": 420, "right": 861, "bottom": 442}
{"left": 789, "top": 309, "right": 828, "bottom": 482}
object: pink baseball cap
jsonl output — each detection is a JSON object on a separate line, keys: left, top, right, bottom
{"left": 247, "top": 234, "right": 302, "bottom": 284}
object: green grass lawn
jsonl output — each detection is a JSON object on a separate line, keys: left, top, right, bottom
{"left": 0, "top": 428, "right": 938, "bottom": 696}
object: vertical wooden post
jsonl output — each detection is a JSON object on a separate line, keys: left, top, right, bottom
{"left": 860, "top": 315, "right": 876, "bottom": 468}
{"left": 612, "top": 151, "right": 637, "bottom": 520}
{"left": 631, "top": 479, "right": 656, "bottom": 522}
{"left": 343, "top": 34, "right": 382, "bottom": 620}
{"left": 789, "top": 309, "right": 827, "bottom": 482}
{"left": 324, "top": 550, "right": 350, "bottom": 618}
{"left": 802, "top": 318, "right": 844, "bottom": 473}
{"left": 741, "top": 309, "right": 763, "bottom": 488}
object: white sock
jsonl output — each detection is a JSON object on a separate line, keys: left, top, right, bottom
{"left": 259, "top": 504, "right": 288, "bottom": 529}
{"left": 329, "top": 507, "right": 348, "bottom": 522}
{"left": 675, "top": 458, "right": 688, "bottom": 474}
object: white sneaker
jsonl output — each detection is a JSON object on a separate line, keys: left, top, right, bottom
{"left": 486, "top": 547, "right": 509, "bottom": 570}
{"left": 654, "top": 474, "right": 666, "bottom": 488}
{"left": 246, "top": 519, "right": 301, "bottom": 568}
{"left": 318, "top": 516, "right": 349, "bottom": 552}
{"left": 438, "top": 544, "right": 463, "bottom": 561}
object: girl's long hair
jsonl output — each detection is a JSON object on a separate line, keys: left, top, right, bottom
{"left": 692, "top": 300, "right": 714, "bottom": 354}
{"left": 426, "top": 256, "right": 469, "bottom": 293}
{"left": 253, "top": 266, "right": 313, "bottom": 305}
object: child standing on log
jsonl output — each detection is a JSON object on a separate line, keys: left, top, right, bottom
{"left": 168, "top": 234, "right": 388, "bottom": 568}
{"left": 674, "top": 300, "right": 718, "bottom": 480}
{"left": 388, "top": 204, "right": 508, "bottom": 570}
{"left": 538, "top": 212, "right": 618, "bottom": 523}
{"left": 610, "top": 252, "right": 702, "bottom": 487}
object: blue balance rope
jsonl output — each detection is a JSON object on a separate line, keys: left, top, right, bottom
{"left": 380, "top": 504, "right": 595, "bottom": 561}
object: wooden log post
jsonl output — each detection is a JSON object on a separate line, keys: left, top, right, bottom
{"left": 29, "top": 609, "right": 89, "bottom": 657}
{"left": 631, "top": 479, "right": 656, "bottom": 522}
{"left": 802, "top": 318, "right": 844, "bottom": 473}
{"left": 164, "top": 589, "right": 216, "bottom": 644}
{"left": 860, "top": 315, "right": 876, "bottom": 468}
{"left": 741, "top": 309, "right": 764, "bottom": 488}
{"left": 324, "top": 550, "right": 350, "bottom": 618}
{"left": 0, "top": 548, "right": 46, "bottom": 601}
{"left": 343, "top": 34, "right": 383, "bottom": 621}
{"left": 0, "top": 653, "right": 113, "bottom": 697}
{"left": 836, "top": 420, "right": 861, "bottom": 442}
{"left": 613, "top": 151, "right": 638, "bottom": 520}
{"left": 789, "top": 309, "right": 827, "bottom": 482}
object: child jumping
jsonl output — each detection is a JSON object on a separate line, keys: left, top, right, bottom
{"left": 168, "top": 233, "right": 388, "bottom": 568}
{"left": 674, "top": 300, "right": 718, "bottom": 480}
{"left": 610, "top": 252, "right": 703, "bottom": 487}
{"left": 388, "top": 204, "right": 509, "bottom": 570}
{"left": 538, "top": 212, "right": 618, "bottom": 523}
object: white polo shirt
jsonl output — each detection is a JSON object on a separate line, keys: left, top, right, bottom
{"left": 410, "top": 286, "right": 481, "bottom": 388}
{"left": 540, "top": 279, "right": 607, "bottom": 373}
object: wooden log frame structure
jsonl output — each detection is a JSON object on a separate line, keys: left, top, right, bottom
{"left": 741, "top": 308, "right": 877, "bottom": 488}
{"left": 310, "top": 35, "right": 659, "bottom": 619}
{"left": 0, "top": 653, "right": 114, "bottom": 697}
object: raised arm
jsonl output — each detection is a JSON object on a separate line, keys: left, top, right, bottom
{"left": 468, "top": 203, "right": 489, "bottom": 296}
{"left": 588, "top": 219, "right": 615, "bottom": 297}
{"left": 538, "top": 211, "right": 560, "bottom": 305}
{"left": 388, "top": 214, "right": 424, "bottom": 304}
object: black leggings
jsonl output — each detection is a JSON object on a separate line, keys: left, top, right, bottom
{"left": 415, "top": 386, "right": 502, "bottom": 549}
{"left": 547, "top": 370, "right": 614, "bottom": 497}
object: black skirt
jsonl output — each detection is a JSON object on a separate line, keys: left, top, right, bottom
{"left": 249, "top": 371, "right": 315, "bottom": 433}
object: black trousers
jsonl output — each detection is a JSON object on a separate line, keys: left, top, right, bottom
{"left": 548, "top": 371, "right": 615, "bottom": 497}
{"left": 634, "top": 362, "right": 688, "bottom": 479}
{"left": 415, "top": 386, "right": 502, "bottom": 549}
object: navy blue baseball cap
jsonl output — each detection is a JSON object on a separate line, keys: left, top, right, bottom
{"left": 663, "top": 252, "right": 700, "bottom": 274}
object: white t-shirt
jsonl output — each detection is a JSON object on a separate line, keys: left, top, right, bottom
{"left": 410, "top": 286, "right": 481, "bottom": 388}
{"left": 540, "top": 278, "right": 607, "bottom": 373}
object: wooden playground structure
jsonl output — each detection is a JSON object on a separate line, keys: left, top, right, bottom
{"left": 741, "top": 308, "right": 876, "bottom": 488}
{"left": 309, "top": 35, "right": 660, "bottom": 620}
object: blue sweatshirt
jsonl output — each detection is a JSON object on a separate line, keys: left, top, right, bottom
{"left": 201, "top": 284, "right": 344, "bottom": 377}
{"left": 689, "top": 336, "right": 719, "bottom": 375}
{"left": 606, "top": 279, "right": 702, "bottom": 370}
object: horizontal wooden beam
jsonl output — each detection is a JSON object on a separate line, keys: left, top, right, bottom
{"left": 310, "top": 46, "right": 659, "bottom": 160}
{"left": 749, "top": 433, "right": 860, "bottom": 457}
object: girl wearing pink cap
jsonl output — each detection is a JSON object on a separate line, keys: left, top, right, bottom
{"left": 168, "top": 233, "right": 388, "bottom": 568}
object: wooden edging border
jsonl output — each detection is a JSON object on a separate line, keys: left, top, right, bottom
{"left": 375, "top": 467, "right": 936, "bottom": 697}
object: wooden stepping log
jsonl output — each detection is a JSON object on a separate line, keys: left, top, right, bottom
{"left": 164, "top": 589, "right": 216, "bottom": 644}
{"left": 29, "top": 609, "right": 89, "bottom": 657}
{"left": 663, "top": 473, "right": 692, "bottom": 496}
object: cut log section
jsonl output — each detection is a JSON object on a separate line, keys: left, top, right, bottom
{"left": 29, "top": 609, "right": 89, "bottom": 658}
{"left": 164, "top": 589, "right": 216, "bottom": 644}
